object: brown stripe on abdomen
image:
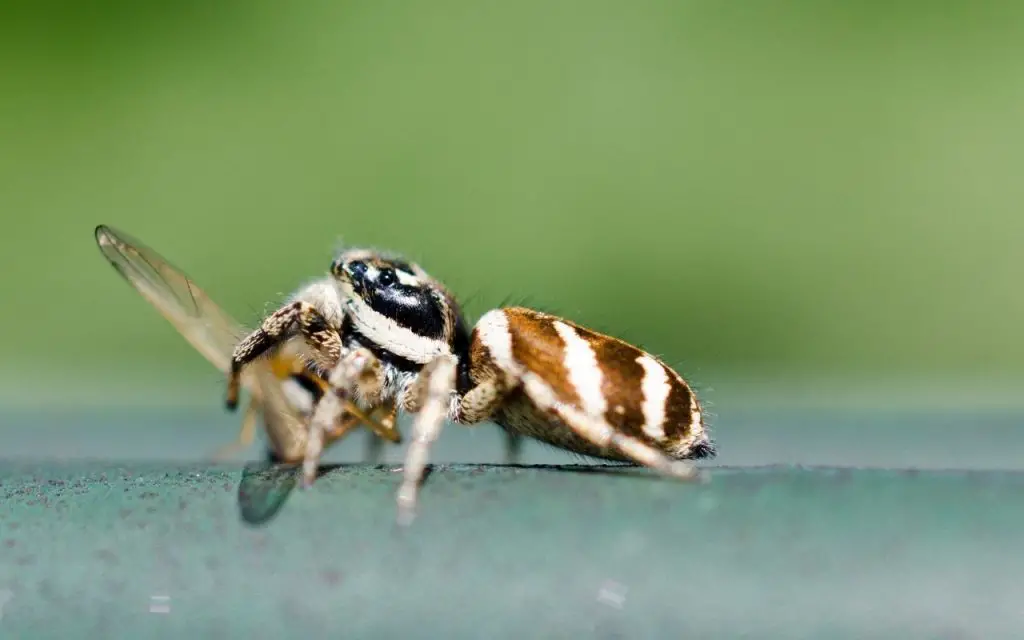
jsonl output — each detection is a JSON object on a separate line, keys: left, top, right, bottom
{"left": 505, "top": 308, "right": 581, "bottom": 407}
{"left": 662, "top": 372, "right": 698, "bottom": 444}
{"left": 580, "top": 331, "right": 649, "bottom": 440}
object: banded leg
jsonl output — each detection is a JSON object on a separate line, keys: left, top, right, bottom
{"left": 396, "top": 354, "right": 457, "bottom": 526}
{"left": 519, "top": 372, "right": 704, "bottom": 481}
{"left": 303, "top": 347, "right": 380, "bottom": 487}
{"left": 226, "top": 302, "right": 341, "bottom": 409}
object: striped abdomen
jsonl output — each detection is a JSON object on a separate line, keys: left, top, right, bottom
{"left": 472, "top": 307, "right": 715, "bottom": 461}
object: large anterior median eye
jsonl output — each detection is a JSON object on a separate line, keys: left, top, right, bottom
{"left": 345, "top": 260, "right": 367, "bottom": 279}
{"left": 377, "top": 268, "right": 396, "bottom": 287}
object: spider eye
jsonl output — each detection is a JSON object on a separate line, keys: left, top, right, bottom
{"left": 377, "top": 269, "right": 396, "bottom": 286}
{"left": 344, "top": 260, "right": 367, "bottom": 279}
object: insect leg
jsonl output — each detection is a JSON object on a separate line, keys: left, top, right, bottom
{"left": 519, "top": 372, "right": 705, "bottom": 482}
{"left": 325, "top": 411, "right": 363, "bottom": 440}
{"left": 371, "top": 402, "right": 401, "bottom": 443}
{"left": 396, "top": 354, "right": 457, "bottom": 526}
{"left": 361, "top": 403, "right": 400, "bottom": 463}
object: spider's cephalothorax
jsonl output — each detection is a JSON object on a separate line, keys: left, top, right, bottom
{"left": 226, "top": 248, "right": 715, "bottom": 524}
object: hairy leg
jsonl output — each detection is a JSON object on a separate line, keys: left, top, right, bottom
{"left": 395, "top": 355, "right": 457, "bottom": 526}
{"left": 395, "top": 363, "right": 511, "bottom": 524}
{"left": 303, "top": 347, "right": 381, "bottom": 487}
{"left": 226, "top": 302, "right": 341, "bottom": 409}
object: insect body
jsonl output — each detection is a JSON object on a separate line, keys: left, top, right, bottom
{"left": 93, "top": 225, "right": 401, "bottom": 462}
{"left": 227, "top": 248, "right": 716, "bottom": 524}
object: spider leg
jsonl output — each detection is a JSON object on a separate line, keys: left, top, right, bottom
{"left": 396, "top": 354, "right": 457, "bottom": 526}
{"left": 302, "top": 347, "right": 381, "bottom": 487}
{"left": 226, "top": 301, "right": 340, "bottom": 409}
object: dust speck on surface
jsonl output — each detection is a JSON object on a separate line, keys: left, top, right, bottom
{"left": 95, "top": 549, "right": 118, "bottom": 564}
{"left": 320, "top": 569, "right": 343, "bottom": 586}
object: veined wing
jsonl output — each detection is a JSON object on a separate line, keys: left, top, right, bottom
{"left": 93, "top": 224, "right": 295, "bottom": 416}
{"left": 95, "top": 224, "right": 244, "bottom": 375}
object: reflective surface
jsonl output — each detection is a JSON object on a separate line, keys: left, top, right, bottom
{"left": 0, "top": 460, "right": 1020, "bottom": 638}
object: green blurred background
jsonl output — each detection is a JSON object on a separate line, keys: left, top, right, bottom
{"left": 3, "top": 1, "right": 1024, "bottom": 410}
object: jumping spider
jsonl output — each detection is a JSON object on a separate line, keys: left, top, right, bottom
{"left": 227, "top": 248, "right": 716, "bottom": 524}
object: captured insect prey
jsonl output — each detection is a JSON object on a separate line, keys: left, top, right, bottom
{"left": 227, "top": 246, "right": 717, "bottom": 526}
{"left": 93, "top": 225, "right": 402, "bottom": 463}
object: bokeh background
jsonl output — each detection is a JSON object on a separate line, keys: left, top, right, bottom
{"left": 2, "top": 2, "right": 1024, "bottom": 464}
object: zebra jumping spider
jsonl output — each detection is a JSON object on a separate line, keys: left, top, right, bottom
{"left": 227, "top": 248, "right": 716, "bottom": 524}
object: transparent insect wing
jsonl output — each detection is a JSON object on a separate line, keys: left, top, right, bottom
{"left": 93, "top": 225, "right": 296, "bottom": 420}
{"left": 95, "top": 226, "right": 242, "bottom": 372}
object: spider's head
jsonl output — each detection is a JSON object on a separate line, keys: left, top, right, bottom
{"left": 330, "top": 249, "right": 464, "bottom": 365}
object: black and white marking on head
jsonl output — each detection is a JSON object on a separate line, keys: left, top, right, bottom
{"left": 330, "top": 249, "right": 458, "bottom": 365}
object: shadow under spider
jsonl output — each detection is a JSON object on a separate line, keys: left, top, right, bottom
{"left": 236, "top": 460, "right": 299, "bottom": 527}
{"left": 236, "top": 458, "right": 350, "bottom": 527}
{"left": 494, "top": 462, "right": 661, "bottom": 480}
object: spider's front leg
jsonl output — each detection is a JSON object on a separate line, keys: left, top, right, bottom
{"left": 302, "top": 346, "right": 386, "bottom": 487}
{"left": 226, "top": 301, "right": 340, "bottom": 410}
{"left": 396, "top": 355, "right": 511, "bottom": 525}
{"left": 395, "top": 354, "right": 457, "bottom": 525}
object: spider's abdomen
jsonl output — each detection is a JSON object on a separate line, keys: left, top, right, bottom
{"left": 472, "top": 307, "right": 715, "bottom": 461}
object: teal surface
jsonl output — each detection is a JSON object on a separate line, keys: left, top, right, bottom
{"left": 0, "top": 461, "right": 1021, "bottom": 638}
{"left": 4, "top": 406, "right": 1024, "bottom": 470}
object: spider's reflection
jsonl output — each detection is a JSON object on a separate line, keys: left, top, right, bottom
{"left": 236, "top": 448, "right": 354, "bottom": 526}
